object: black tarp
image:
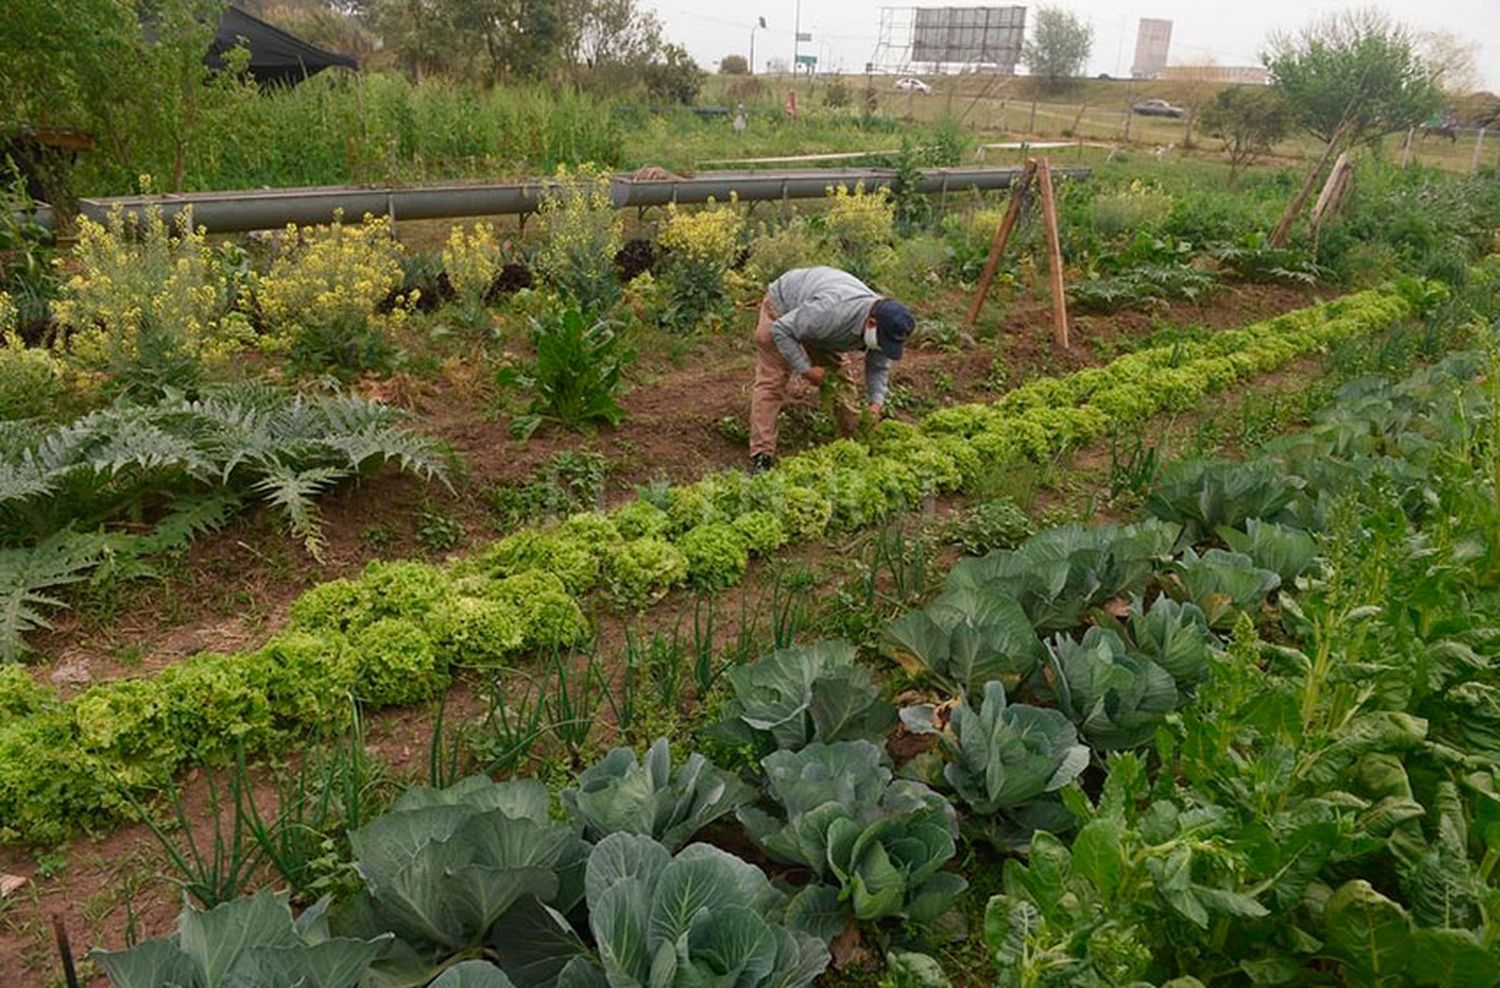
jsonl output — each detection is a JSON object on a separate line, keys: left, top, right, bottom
{"left": 207, "top": 5, "right": 357, "bottom": 85}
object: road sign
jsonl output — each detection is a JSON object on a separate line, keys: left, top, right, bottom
{"left": 795, "top": 53, "right": 817, "bottom": 65}
{"left": 796, "top": 31, "right": 812, "bottom": 41}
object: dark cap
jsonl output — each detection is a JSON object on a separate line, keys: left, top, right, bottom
{"left": 871, "top": 299, "right": 914, "bottom": 360}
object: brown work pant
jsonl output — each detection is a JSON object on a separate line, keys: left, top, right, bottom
{"left": 751, "top": 294, "right": 861, "bottom": 457}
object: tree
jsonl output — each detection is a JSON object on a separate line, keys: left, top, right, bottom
{"left": 719, "top": 54, "right": 748, "bottom": 75}
{"left": 1264, "top": 8, "right": 1441, "bottom": 148}
{"left": 1418, "top": 29, "right": 1480, "bottom": 96}
{"left": 643, "top": 44, "right": 705, "bottom": 104}
{"left": 562, "top": 0, "right": 662, "bottom": 70}
{"left": 1201, "top": 86, "right": 1293, "bottom": 182}
{"left": 1022, "top": 7, "right": 1092, "bottom": 94}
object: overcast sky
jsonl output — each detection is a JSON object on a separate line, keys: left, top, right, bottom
{"left": 642, "top": 0, "right": 1498, "bottom": 90}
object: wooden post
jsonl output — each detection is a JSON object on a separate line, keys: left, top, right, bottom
{"left": 1036, "top": 158, "right": 1070, "bottom": 350}
{"left": 963, "top": 158, "right": 1037, "bottom": 329}
{"left": 1269, "top": 121, "right": 1351, "bottom": 249}
{"left": 1401, "top": 126, "right": 1414, "bottom": 168}
{"left": 1310, "top": 152, "right": 1355, "bottom": 229}
{"left": 1028, "top": 97, "right": 1038, "bottom": 134}
{"left": 1472, "top": 128, "right": 1487, "bottom": 176}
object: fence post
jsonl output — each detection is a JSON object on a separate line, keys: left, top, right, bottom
{"left": 1401, "top": 127, "right": 1414, "bottom": 168}
{"left": 1472, "top": 128, "right": 1488, "bottom": 176}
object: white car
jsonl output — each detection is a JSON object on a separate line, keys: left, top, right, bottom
{"left": 894, "top": 77, "right": 932, "bottom": 94}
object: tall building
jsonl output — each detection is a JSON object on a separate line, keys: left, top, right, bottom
{"left": 1131, "top": 18, "right": 1172, "bottom": 79}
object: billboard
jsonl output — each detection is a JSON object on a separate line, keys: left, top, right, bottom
{"left": 910, "top": 6, "right": 1026, "bottom": 71}
{"left": 1131, "top": 18, "right": 1172, "bottom": 79}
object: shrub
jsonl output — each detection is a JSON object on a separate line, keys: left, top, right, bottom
{"left": 744, "top": 218, "right": 826, "bottom": 287}
{"left": 1089, "top": 181, "right": 1174, "bottom": 240}
{"left": 823, "top": 182, "right": 895, "bottom": 279}
{"left": 440, "top": 221, "right": 503, "bottom": 326}
{"left": 499, "top": 306, "right": 636, "bottom": 440}
{"left": 656, "top": 199, "right": 744, "bottom": 333}
{"left": 55, "top": 205, "right": 237, "bottom": 395}
{"left": 256, "top": 213, "right": 407, "bottom": 375}
{"left": 679, "top": 521, "right": 750, "bottom": 589}
{"left": 872, "top": 235, "right": 951, "bottom": 301}
{"left": 349, "top": 617, "right": 449, "bottom": 706}
{"left": 535, "top": 164, "right": 622, "bottom": 315}
{"left": 0, "top": 331, "right": 68, "bottom": 420}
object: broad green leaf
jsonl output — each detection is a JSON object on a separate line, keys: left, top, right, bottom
{"left": 1407, "top": 927, "right": 1500, "bottom": 988}
{"left": 882, "top": 951, "right": 953, "bottom": 988}
{"left": 585, "top": 832, "right": 672, "bottom": 905}
{"left": 428, "top": 962, "right": 518, "bottom": 987}
{"left": 91, "top": 939, "right": 197, "bottom": 988}
{"left": 1323, "top": 880, "right": 1411, "bottom": 986}
{"left": 178, "top": 890, "right": 299, "bottom": 988}
{"left": 592, "top": 880, "right": 653, "bottom": 986}
{"left": 488, "top": 897, "right": 587, "bottom": 986}
{"left": 785, "top": 885, "right": 844, "bottom": 942}
{"left": 1070, "top": 818, "right": 1125, "bottom": 900}
{"left": 682, "top": 905, "right": 778, "bottom": 986}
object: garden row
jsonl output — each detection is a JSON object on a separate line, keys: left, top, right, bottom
{"left": 0, "top": 280, "right": 1427, "bottom": 847}
{"left": 87, "top": 317, "right": 1500, "bottom": 987}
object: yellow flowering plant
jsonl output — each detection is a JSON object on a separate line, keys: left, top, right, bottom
{"left": 257, "top": 213, "right": 407, "bottom": 374}
{"left": 656, "top": 197, "right": 744, "bottom": 333}
{"left": 535, "top": 164, "right": 622, "bottom": 316}
{"left": 441, "top": 221, "right": 504, "bottom": 328}
{"left": 823, "top": 182, "right": 895, "bottom": 280}
{"left": 54, "top": 205, "right": 237, "bottom": 396}
{"left": 0, "top": 321, "right": 70, "bottom": 421}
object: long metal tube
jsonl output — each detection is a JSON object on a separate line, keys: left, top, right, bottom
{"left": 24, "top": 165, "right": 1088, "bottom": 233}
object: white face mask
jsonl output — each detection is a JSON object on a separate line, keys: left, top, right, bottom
{"left": 863, "top": 324, "right": 880, "bottom": 351}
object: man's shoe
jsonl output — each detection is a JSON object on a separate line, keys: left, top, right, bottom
{"left": 750, "top": 452, "right": 775, "bottom": 475}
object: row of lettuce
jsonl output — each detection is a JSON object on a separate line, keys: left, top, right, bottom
{"left": 88, "top": 330, "right": 1500, "bottom": 987}
{"left": 0, "top": 282, "right": 1422, "bottom": 847}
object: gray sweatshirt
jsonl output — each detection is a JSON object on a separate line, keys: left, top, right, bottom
{"left": 768, "top": 266, "right": 891, "bottom": 405}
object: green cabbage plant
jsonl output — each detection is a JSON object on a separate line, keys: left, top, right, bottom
{"left": 883, "top": 587, "right": 1043, "bottom": 698}
{"left": 946, "top": 522, "right": 1178, "bottom": 632}
{"left": 557, "top": 832, "right": 830, "bottom": 988}
{"left": 329, "top": 775, "right": 589, "bottom": 986}
{"left": 1219, "top": 518, "right": 1318, "bottom": 584}
{"left": 1145, "top": 458, "right": 1301, "bottom": 541}
{"left": 1128, "top": 597, "right": 1217, "bottom": 689}
{"left": 561, "top": 737, "right": 754, "bottom": 850}
{"left": 739, "top": 741, "right": 967, "bottom": 927}
{"left": 1041, "top": 628, "right": 1178, "bottom": 750}
{"left": 713, "top": 641, "right": 896, "bottom": 754}
{"left": 903, "top": 681, "right": 1089, "bottom": 816}
{"left": 92, "top": 890, "right": 391, "bottom": 988}
{"left": 1170, "top": 548, "right": 1281, "bottom": 627}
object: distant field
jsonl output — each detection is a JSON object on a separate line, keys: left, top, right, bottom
{"left": 699, "top": 73, "right": 1496, "bottom": 177}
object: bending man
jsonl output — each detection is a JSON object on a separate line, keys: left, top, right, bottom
{"left": 750, "top": 265, "right": 915, "bottom": 472}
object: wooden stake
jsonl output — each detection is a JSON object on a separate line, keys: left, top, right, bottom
{"left": 1310, "top": 152, "right": 1354, "bottom": 229}
{"left": 962, "top": 158, "right": 1036, "bottom": 329}
{"left": 1269, "top": 120, "right": 1351, "bottom": 249}
{"left": 1036, "top": 158, "right": 1070, "bottom": 350}
{"left": 1401, "top": 126, "right": 1414, "bottom": 168}
{"left": 1472, "top": 128, "right": 1487, "bottom": 176}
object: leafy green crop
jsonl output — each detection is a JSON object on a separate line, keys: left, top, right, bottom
{"left": 93, "top": 890, "right": 391, "bottom": 988}
{"left": 740, "top": 741, "right": 966, "bottom": 926}
{"left": 1168, "top": 548, "right": 1280, "bottom": 628}
{"left": 562, "top": 738, "right": 754, "bottom": 850}
{"left": 1145, "top": 458, "right": 1300, "bottom": 542}
{"left": 605, "top": 537, "right": 688, "bottom": 609}
{"left": 1125, "top": 597, "right": 1216, "bottom": 690}
{"left": 331, "top": 775, "right": 588, "bottom": 984}
{"left": 499, "top": 307, "right": 635, "bottom": 440}
{"left": 679, "top": 521, "right": 750, "bottom": 590}
{"left": 1042, "top": 628, "right": 1178, "bottom": 750}
{"left": 713, "top": 641, "right": 896, "bottom": 754}
{"left": 884, "top": 587, "right": 1044, "bottom": 697}
{"left": 904, "top": 681, "right": 1089, "bottom": 817}
{"left": 560, "top": 832, "right": 830, "bottom": 988}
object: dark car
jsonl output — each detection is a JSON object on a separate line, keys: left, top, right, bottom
{"left": 1132, "top": 98, "right": 1185, "bottom": 118}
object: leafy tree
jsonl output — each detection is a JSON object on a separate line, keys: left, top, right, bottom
{"left": 719, "top": 53, "right": 749, "bottom": 75}
{"left": 643, "top": 43, "right": 705, "bottom": 104}
{"left": 1201, "top": 86, "right": 1293, "bottom": 182}
{"left": 1022, "top": 7, "right": 1092, "bottom": 94}
{"left": 562, "top": 0, "right": 663, "bottom": 70}
{"left": 1264, "top": 8, "right": 1442, "bottom": 147}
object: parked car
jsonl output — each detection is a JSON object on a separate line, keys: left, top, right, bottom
{"left": 1132, "top": 98, "right": 1185, "bottom": 118}
{"left": 894, "top": 77, "right": 932, "bottom": 94}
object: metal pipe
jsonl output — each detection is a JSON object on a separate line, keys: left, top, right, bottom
{"left": 24, "top": 165, "right": 1089, "bottom": 233}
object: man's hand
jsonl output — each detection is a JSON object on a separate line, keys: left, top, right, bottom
{"left": 867, "top": 402, "right": 883, "bottom": 419}
{"left": 802, "top": 367, "right": 827, "bottom": 386}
